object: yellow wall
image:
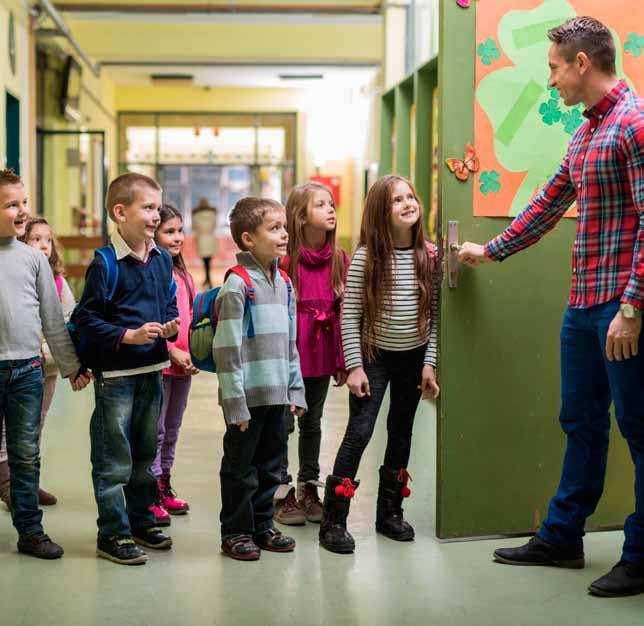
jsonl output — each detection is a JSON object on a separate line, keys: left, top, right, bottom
{"left": 0, "top": 1, "right": 31, "bottom": 184}
{"left": 39, "top": 46, "right": 117, "bottom": 235}
{"left": 66, "top": 18, "right": 382, "bottom": 64}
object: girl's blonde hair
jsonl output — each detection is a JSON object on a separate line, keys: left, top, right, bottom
{"left": 20, "top": 218, "right": 64, "bottom": 277}
{"left": 359, "top": 175, "right": 437, "bottom": 362}
{"left": 284, "top": 182, "right": 346, "bottom": 296}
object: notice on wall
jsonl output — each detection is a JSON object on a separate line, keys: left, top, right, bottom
{"left": 474, "top": 0, "right": 644, "bottom": 217}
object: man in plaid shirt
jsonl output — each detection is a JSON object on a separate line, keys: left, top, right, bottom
{"left": 460, "top": 17, "right": 643, "bottom": 597}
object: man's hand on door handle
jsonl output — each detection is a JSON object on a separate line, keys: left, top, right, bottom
{"left": 457, "top": 242, "right": 493, "bottom": 268}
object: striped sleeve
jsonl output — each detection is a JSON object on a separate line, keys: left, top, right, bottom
{"left": 341, "top": 247, "right": 366, "bottom": 370}
{"left": 425, "top": 277, "right": 439, "bottom": 367}
{"left": 213, "top": 275, "right": 251, "bottom": 425}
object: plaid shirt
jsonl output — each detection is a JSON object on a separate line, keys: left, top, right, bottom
{"left": 485, "top": 80, "right": 644, "bottom": 311}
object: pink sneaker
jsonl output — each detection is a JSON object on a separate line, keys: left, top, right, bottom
{"left": 159, "top": 475, "right": 190, "bottom": 515}
{"left": 149, "top": 501, "right": 171, "bottom": 527}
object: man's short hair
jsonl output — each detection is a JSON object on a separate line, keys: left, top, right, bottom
{"left": 0, "top": 169, "right": 23, "bottom": 190}
{"left": 228, "top": 197, "right": 283, "bottom": 251}
{"left": 548, "top": 16, "right": 616, "bottom": 75}
{"left": 105, "top": 172, "right": 161, "bottom": 221}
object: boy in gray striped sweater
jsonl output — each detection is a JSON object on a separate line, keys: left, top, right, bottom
{"left": 213, "top": 197, "right": 307, "bottom": 561}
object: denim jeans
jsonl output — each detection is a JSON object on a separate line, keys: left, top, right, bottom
{"left": 90, "top": 371, "right": 163, "bottom": 537}
{"left": 220, "top": 405, "right": 287, "bottom": 536}
{"left": 0, "top": 357, "right": 44, "bottom": 535}
{"left": 333, "top": 345, "right": 426, "bottom": 480}
{"left": 538, "top": 299, "right": 644, "bottom": 566}
{"left": 280, "top": 376, "right": 331, "bottom": 485}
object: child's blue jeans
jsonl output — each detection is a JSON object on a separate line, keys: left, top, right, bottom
{"left": 539, "top": 299, "right": 644, "bottom": 566}
{"left": 90, "top": 371, "right": 162, "bottom": 538}
{"left": 0, "top": 357, "right": 44, "bottom": 536}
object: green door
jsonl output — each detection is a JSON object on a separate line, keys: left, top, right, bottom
{"left": 435, "top": 0, "right": 633, "bottom": 539}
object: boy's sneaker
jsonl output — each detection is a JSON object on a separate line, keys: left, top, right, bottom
{"left": 158, "top": 475, "right": 190, "bottom": 515}
{"left": 221, "top": 534, "right": 261, "bottom": 561}
{"left": 253, "top": 528, "right": 296, "bottom": 553}
{"left": 150, "top": 501, "right": 171, "bottom": 526}
{"left": 17, "top": 531, "right": 64, "bottom": 559}
{"left": 97, "top": 535, "right": 148, "bottom": 565}
{"left": 132, "top": 526, "right": 172, "bottom": 550}
{"left": 274, "top": 487, "right": 305, "bottom": 525}
{"left": 298, "top": 482, "right": 323, "bottom": 523}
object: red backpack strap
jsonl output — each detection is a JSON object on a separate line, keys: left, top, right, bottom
{"left": 277, "top": 267, "right": 292, "bottom": 292}
{"left": 225, "top": 265, "right": 254, "bottom": 300}
{"left": 54, "top": 275, "right": 64, "bottom": 301}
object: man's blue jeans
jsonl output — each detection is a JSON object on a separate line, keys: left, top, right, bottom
{"left": 539, "top": 299, "right": 644, "bottom": 566}
{"left": 90, "top": 371, "right": 162, "bottom": 537}
{"left": 0, "top": 357, "right": 44, "bottom": 536}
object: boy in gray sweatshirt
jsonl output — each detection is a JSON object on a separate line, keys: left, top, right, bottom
{"left": 214, "top": 197, "right": 307, "bottom": 561}
{"left": 0, "top": 169, "right": 90, "bottom": 559}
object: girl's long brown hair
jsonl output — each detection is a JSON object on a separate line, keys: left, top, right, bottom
{"left": 360, "top": 175, "right": 436, "bottom": 361}
{"left": 156, "top": 203, "right": 194, "bottom": 307}
{"left": 20, "top": 218, "right": 64, "bottom": 277}
{"left": 285, "top": 182, "right": 346, "bottom": 296}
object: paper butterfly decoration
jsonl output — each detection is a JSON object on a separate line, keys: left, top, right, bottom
{"left": 445, "top": 144, "right": 480, "bottom": 181}
{"left": 456, "top": 0, "right": 471, "bottom": 8}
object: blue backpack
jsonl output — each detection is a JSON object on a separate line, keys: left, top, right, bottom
{"left": 68, "top": 245, "right": 177, "bottom": 361}
{"left": 189, "top": 265, "right": 292, "bottom": 373}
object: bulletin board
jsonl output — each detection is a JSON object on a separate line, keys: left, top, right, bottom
{"left": 474, "top": 0, "right": 644, "bottom": 217}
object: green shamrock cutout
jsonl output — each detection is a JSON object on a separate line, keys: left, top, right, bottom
{"left": 624, "top": 33, "right": 644, "bottom": 58}
{"left": 477, "top": 38, "right": 501, "bottom": 66}
{"left": 479, "top": 170, "right": 501, "bottom": 195}
{"left": 539, "top": 99, "right": 562, "bottom": 125}
{"left": 561, "top": 107, "right": 584, "bottom": 135}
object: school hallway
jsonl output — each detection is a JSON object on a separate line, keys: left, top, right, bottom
{"left": 0, "top": 374, "right": 640, "bottom": 626}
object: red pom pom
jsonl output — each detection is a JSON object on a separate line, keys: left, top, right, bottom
{"left": 335, "top": 485, "right": 345, "bottom": 497}
{"left": 401, "top": 486, "right": 411, "bottom": 498}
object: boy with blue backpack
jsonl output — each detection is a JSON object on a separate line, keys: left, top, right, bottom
{"left": 212, "top": 197, "right": 307, "bottom": 561}
{"left": 72, "top": 173, "right": 179, "bottom": 566}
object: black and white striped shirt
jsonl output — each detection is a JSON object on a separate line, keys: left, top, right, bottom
{"left": 342, "top": 245, "right": 439, "bottom": 369}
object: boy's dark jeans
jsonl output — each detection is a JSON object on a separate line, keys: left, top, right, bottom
{"left": 280, "top": 376, "right": 331, "bottom": 485}
{"left": 333, "top": 345, "right": 426, "bottom": 480}
{"left": 90, "top": 371, "right": 162, "bottom": 538}
{"left": 0, "top": 357, "right": 44, "bottom": 535}
{"left": 220, "top": 405, "right": 287, "bottom": 536}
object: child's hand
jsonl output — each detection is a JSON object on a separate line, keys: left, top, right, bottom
{"left": 347, "top": 366, "right": 370, "bottom": 398}
{"left": 333, "top": 369, "right": 348, "bottom": 387}
{"left": 238, "top": 421, "right": 249, "bottom": 432}
{"left": 170, "top": 348, "right": 199, "bottom": 375}
{"left": 418, "top": 365, "right": 440, "bottom": 400}
{"left": 124, "top": 323, "right": 164, "bottom": 345}
{"left": 161, "top": 318, "right": 181, "bottom": 338}
{"left": 290, "top": 405, "right": 305, "bottom": 417}
{"left": 69, "top": 369, "right": 91, "bottom": 392}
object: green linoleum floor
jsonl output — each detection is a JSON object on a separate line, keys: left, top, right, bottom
{"left": 0, "top": 374, "right": 641, "bottom": 626}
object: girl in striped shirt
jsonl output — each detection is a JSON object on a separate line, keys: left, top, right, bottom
{"left": 319, "top": 175, "right": 440, "bottom": 554}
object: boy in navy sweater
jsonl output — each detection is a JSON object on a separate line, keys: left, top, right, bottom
{"left": 74, "top": 173, "right": 179, "bottom": 565}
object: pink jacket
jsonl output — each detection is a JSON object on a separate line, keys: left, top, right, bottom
{"left": 283, "top": 244, "right": 348, "bottom": 379}
{"left": 165, "top": 269, "right": 195, "bottom": 377}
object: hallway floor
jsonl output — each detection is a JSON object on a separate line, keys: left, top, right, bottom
{"left": 0, "top": 374, "right": 641, "bottom": 626}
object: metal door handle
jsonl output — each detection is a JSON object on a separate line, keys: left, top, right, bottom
{"left": 447, "top": 221, "right": 460, "bottom": 289}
